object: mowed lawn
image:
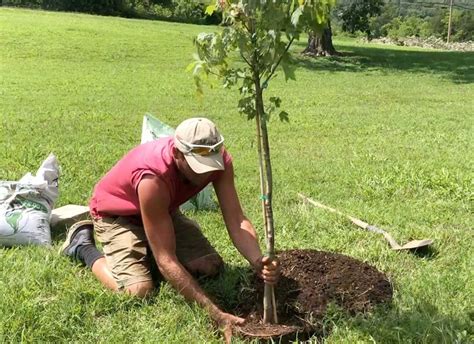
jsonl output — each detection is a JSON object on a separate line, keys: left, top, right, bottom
{"left": 1, "top": 7, "right": 473, "bottom": 343}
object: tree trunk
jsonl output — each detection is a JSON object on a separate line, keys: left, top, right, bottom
{"left": 303, "top": 21, "right": 339, "bottom": 57}
{"left": 251, "top": 38, "right": 278, "bottom": 324}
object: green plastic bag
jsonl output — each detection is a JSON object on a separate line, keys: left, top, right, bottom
{"left": 141, "top": 114, "right": 216, "bottom": 211}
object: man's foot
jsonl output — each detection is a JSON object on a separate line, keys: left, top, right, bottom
{"left": 60, "top": 220, "right": 95, "bottom": 261}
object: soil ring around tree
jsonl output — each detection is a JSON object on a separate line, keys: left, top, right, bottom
{"left": 232, "top": 249, "right": 393, "bottom": 342}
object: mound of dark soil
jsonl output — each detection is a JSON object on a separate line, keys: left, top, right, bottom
{"left": 235, "top": 249, "right": 393, "bottom": 340}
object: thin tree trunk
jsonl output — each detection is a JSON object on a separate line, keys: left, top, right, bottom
{"left": 303, "top": 21, "right": 339, "bottom": 57}
{"left": 254, "top": 70, "right": 278, "bottom": 324}
{"left": 248, "top": 1, "right": 277, "bottom": 324}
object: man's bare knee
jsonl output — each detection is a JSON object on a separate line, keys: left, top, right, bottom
{"left": 124, "top": 281, "right": 154, "bottom": 298}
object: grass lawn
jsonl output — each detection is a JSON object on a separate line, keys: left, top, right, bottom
{"left": 1, "top": 7, "right": 473, "bottom": 343}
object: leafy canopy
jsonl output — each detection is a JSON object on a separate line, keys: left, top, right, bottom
{"left": 338, "top": 0, "right": 384, "bottom": 39}
{"left": 188, "top": 0, "right": 334, "bottom": 122}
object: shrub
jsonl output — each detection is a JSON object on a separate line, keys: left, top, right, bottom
{"left": 2, "top": 0, "right": 220, "bottom": 25}
{"left": 368, "top": 3, "right": 398, "bottom": 38}
{"left": 171, "top": 0, "right": 220, "bottom": 25}
{"left": 449, "top": 10, "right": 474, "bottom": 42}
{"left": 2, "top": 0, "right": 127, "bottom": 15}
{"left": 172, "top": 0, "right": 203, "bottom": 22}
{"left": 363, "top": 4, "right": 472, "bottom": 43}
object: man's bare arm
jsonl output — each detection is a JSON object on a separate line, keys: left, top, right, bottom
{"left": 138, "top": 175, "right": 243, "bottom": 325}
{"left": 214, "top": 163, "right": 280, "bottom": 285}
{"left": 213, "top": 163, "right": 263, "bottom": 266}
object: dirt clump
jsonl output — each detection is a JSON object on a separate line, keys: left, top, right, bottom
{"left": 235, "top": 249, "right": 393, "bottom": 340}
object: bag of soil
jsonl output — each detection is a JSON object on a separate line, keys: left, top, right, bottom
{"left": 141, "top": 114, "right": 216, "bottom": 211}
{"left": 0, "top": 154, "right": 59, "bottom": 246}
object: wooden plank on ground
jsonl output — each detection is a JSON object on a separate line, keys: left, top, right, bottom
{"left": 50, "top": 204, "right": 90, "bottom": 231}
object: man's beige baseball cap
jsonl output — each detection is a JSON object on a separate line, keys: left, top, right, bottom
{"left": 174, "top": 118, "right": 225, "bottom": 174}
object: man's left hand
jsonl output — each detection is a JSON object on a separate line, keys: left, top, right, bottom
{"left": 253, "top": 256, "right": 280, "bottom": 285}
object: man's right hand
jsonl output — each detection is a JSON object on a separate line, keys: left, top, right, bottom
{"left": 252, "top": 255, "right": 280, "bottom": 285}
{"left": 214, "top": 311, "right": 245, "bottom": 344}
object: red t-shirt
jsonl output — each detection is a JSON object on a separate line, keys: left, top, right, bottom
{"left": 89, "top": 136, "right": 232, "bottom": 218}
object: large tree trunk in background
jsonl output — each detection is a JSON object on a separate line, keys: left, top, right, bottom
{"left": 303, "top": 21, "right": 339, "bottom": 57}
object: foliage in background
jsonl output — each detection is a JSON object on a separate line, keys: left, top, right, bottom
{"left": 1, "top": 0, "right": 222, "bottom": 24}
{"left": 332, "top": 2, "right": 473, "bottom": 42}
{"left": 1, "top": 8, "right": 473, "bottom": 343}
{"left": 336, "top": 0, "right": 384, "bottom": 40}
{"left": 3, "top": 0, "right": 472, "bottom": 41}
{"left": 2, "top": 0, "right": 132, "bottom": 16}
{"left": 379, "top": 7, "right": 473, "bottom": 42}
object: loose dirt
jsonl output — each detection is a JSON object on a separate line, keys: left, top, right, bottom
{"left": 234, "top": 249, "right": 393, "bottom": 341}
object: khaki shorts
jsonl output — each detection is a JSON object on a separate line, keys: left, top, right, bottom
{"left": 94, "top": 211, "right": 220, "bottom": 289}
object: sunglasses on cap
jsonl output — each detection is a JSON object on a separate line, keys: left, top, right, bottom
{"left": 178, "top": 136, "right": 225, "bottom": 156}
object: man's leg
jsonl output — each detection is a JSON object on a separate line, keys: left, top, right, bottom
{"left": 61, "top": 218, "right": 154, "bottom": 297}
{"left": 171, "top": 211, "right": 224, "bottom": 278}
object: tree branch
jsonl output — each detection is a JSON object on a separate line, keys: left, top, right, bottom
{"left": 240, "top": 52, "right": 252, "bottom": 68}
{"left": 242, "top": 20, "right": 252, "bottom": 34}
{"left": 208, "top": 69, "right": 221, "bottom": 78}
{"left": 261, "top": 37, "right": 295, "bottom": 89}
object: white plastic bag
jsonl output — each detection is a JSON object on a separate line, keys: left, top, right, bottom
{"left": 0, "top": 154, "right": 59, "bottom": 246}
{"left": 141, "top": 113, "right": 175, "bottom": 143}
{"left": 141, "top": 114, "right": 216, "bottom": 211}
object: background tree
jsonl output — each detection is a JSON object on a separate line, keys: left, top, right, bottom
{"left": 340, "top": 0, "right": 384, "bottom": 40}
{"left": 189, "top": 0, "right": 333, "bottom": 323}
{"left": 302, "top": 20, "right": 338, "bottom": 56}
{"left": 304, "top": 0, "right": 384, "bottom": 56}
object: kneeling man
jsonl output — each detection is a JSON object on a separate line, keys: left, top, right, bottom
{"left": 61, "top": 117, "right": 278, "bottom": 331}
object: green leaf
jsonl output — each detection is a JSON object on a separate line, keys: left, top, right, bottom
{"left": 238, "top": 96, "right": 256, "bottom": 120}
{"left": 279, "top": 111, "right": 290, "bottom": 122}
{"left": 281, "top": 54, "right": 296, "bottom": 81}
{"left": 316, "top": 7, "right": 324, "bottom": 25}
{"left": 291, "top": 6, "right": 303, "bottom": 27}
{"left": 186, "top": 61, "right": 198, "bottom": 73}
{"left": 269, "top": 96, "right": 281, "bottom": 108}
{"left": 205, "top": 4, "right": 216, "bottom": 16}
{"left": 290, "top": 0, "right": 297, "bottom": 13}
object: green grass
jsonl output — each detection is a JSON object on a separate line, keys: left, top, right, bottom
{"left": 1, "top": 7, "right": 473, "bottom": 343}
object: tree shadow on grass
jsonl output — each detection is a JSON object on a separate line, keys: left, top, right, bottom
{"left": 293, "top": 41, "right": 474, "bottom": 84}
{"left": 198, "top": 264, "right": 252, "bottom": 313}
